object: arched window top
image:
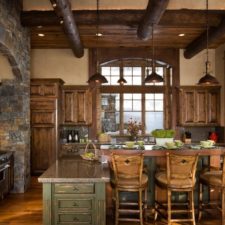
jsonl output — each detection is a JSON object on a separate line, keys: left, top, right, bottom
{"left": 100, "top": 58, "right": 170, "bottom": 86}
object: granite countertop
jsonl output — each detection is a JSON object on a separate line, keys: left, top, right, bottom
{"left": 38, "top": 156, "right": 110, "bottom": 183}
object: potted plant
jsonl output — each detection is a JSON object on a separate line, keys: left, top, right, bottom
{"left": 151, "top": 129, "right": 175, "bottom": 146}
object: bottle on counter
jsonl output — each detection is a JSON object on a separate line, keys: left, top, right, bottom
{"left": 74, "top": 131, "right": 80, "bottom": 143}
{"left": 67, "top": 131, "right": 73, "bottom": 143}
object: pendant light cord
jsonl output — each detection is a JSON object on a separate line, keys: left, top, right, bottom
{"left": 152, "top": 24, "right": 155, "bottom": 72}
{"left": 96, "top": 0, "right": 100, "bottom": 73}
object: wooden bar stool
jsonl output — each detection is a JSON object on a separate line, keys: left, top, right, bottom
{"left": 198, "top": 155, "right": 225, "bottom": 225}
{"left": 110, "top": 152, "right": 148, "bottom": 225}
{"left": 154, "top": 152, "right": 199, "bottom": 225}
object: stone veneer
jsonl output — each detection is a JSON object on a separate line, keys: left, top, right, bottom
{"left": 0, "top": 1, "right": 30, "bottom": 192}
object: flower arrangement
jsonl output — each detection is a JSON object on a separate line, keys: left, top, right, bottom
{"left": 127, "top": 118, "right": 143, "bottom": 140}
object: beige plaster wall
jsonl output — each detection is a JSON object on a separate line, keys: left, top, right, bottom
{"left": 0, "top": 54, "right": 14, "bottom": 80}
{"left": 179, "top": 49, "right": 216, "bottom": 85}
{"left": 31, "top": 49, "right": 88, "bottom": 85}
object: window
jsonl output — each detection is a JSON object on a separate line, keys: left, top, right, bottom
{"left": 100, "top": 59, "right": 168, "bottom": 135}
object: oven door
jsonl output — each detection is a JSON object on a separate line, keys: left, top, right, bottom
{"left": 0, "top": 164, "right": 9, "bottom": 182}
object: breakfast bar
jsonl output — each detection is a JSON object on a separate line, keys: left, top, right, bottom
{"left": 38, "top": 145, "right": 225, "bottom": 225}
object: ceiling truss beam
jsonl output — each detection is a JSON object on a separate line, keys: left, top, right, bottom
{"left": 184, "top": 17, "right": 225, "bottom": 59}
{"left": 50, "top": 0, "right": 84, "bottom": 58}
{"left": 137, "top": 0, "right": 170, "bottom": 40}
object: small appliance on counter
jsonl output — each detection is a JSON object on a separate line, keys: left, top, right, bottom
{"left": 208, "top": 132, "right": 218, "bottom": 143}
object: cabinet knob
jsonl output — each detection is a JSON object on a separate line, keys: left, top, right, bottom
{"left": 73, "top": 217, "right": 79, "bottom": 221}
{"left": 73, "top": 202, "right": 78, "bottom": 207}
{"left": 73, "top": 186, "right": 79, "bottom": 191}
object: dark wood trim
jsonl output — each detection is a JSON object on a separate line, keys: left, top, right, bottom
{"left": 100, "top": 85, "right": 166, "bottom": 93}
{"left": 50, "top": 0, "right": 84, "bottom": 58}
{"left": 21, "top": 10, "right": 222, "bottom": 27}
{"left": 137, "top": 0, "right": 169, "bottom": 40}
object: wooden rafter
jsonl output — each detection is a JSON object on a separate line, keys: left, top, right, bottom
{"left": 137, "top": 0, "right": 169, "bottom": 40}
{"left": 184, "top": 17, "right": 225, "bottom": 59}
{"left": 50, "top": 0, "right": 84, "bottom": 58}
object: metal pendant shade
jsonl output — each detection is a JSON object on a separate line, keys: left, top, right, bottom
{"left": 144, "top": 24, "right": 164, "bottom": 84}
{"left": 144, "top": 71, "right": 164, "bottom": 83}
{"left": 87, "top": 0, "right": 108, "bottom": 84}
{"left": 117, "top": 60, "right": 127, "bottom": 85}
{"left": 87, "top": 72, "right": 108, "bottom": 83}
{"left": 198, "top": 0, "right": 219, "bottom": 85}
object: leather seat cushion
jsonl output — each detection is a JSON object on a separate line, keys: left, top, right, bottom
{"left": 155, "top": 171, "right": 194, "bottom": 189}
{"left": 200, "top": 170, "right": 223, "bottom": 187}
{"left": 111, "top": 173, "right": 148, "bottom": 189}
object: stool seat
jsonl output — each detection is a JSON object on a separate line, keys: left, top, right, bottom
{"left": 111, "top": 173, "right": 148, "bottom": 189}
{"left": 155, "top": 171, "right": 195, "bottom": 189}
{"left": 200, "top": 170, "right": 223, "bottom": 187}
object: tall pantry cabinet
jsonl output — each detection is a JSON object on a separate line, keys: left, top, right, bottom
{"left": 30, "top": 79, "right": 64, "bottom": 174}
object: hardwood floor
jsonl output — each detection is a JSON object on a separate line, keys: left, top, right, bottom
{"left": 0, "top": 176, "right": 221, "bottom": 225}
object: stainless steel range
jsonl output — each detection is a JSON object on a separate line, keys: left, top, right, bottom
{"left": 0, "top": 151, "right": 14, "bottom": 199}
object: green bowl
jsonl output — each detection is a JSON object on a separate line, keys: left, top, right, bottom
{"left": 125, "top": 141, "right": 135, "bottom": 148}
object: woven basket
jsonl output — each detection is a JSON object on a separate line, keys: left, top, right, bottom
{"left": 80, "top": 142, "right": 99, "bottom": 161}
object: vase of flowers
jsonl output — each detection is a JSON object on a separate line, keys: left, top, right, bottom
{"left": 127, "top": 118, "right": 143, "bottom": 141}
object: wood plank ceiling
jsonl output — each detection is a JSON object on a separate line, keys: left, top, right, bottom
{"left": 21, "top": 0, "right": 225, "bottom": 58}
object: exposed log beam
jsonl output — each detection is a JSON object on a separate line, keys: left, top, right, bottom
{"left": 21, "top": 10, "right": 223, "bottom": 28}
{"left": 50, "top": 0, "right": 84, "bottom": 58}
{"left": 184, "top": 17, "right": 225, "bottom": 59}
{"left": 137, "top": 0, "right": 169, "bottom": 40}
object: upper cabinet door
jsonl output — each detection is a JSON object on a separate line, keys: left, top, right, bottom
{"left": 62, "top": 87, "right": 92, "bottom": 125}
{"left": 179, "top": 86, "right": 221, "bottom": 126}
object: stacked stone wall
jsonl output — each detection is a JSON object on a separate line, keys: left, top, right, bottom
{"left": 0, "top": 0, "right": 30, "bottom": 192}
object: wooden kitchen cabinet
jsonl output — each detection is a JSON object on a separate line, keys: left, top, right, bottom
{"left": 30, "top": 79, "right": 64, "bottom": 174}
{"left": 178, "top": 86, "right": 220, "bottom": 126}
{"left": 62, "top": 86, "right": 92, "bottom": 125}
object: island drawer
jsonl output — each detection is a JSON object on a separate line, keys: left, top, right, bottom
{"left": 54, "top": 183, "right": 94, "bottom": 194}
{"left": 57, "top": 212, "right": 92, "bottom": 224}
{"left": 56, "top": 198, "right": 93, "bottom": 211}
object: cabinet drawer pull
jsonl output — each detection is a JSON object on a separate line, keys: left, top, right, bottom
{"left": 73, "top": 217, "right": 79, "bottom": 221}
{"left": 73, "top": 186, "right": 79, "bottom": 191}
{"left": 73, "top": 202, "right": 78, "bottom": 207}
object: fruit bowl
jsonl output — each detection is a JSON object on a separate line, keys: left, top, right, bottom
{"left": 80, "top": 152, "right": 98, "bottom": 161}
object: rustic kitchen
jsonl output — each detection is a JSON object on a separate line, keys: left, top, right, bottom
{"left": 0, "top": 0, "right": 225, "bottom": 225}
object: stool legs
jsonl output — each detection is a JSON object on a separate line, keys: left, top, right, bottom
{"left": 190, "top": 190, "right": 196, "bottom": 225}
{"left": 115, "top": 188, "right": 119, "bottom": 225}
{"left": 167, "top": 189, "right": 172, "bottom": 225}
{"left": 139, "top": 190, "right": 143, "bottom": 225}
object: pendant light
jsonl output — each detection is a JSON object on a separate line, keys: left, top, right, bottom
{"left": 117, "top": 60, "right": 127, "bottom": 85}
{"left": 87, "top": 0, "right": 108, "bottom": 84}
{"left": 198, "top": 0, "right": 219, "bottom": 85}
{"left": 144, "top": 24, "right": 164, "bottom": 83}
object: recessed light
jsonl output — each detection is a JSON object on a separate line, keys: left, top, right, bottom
{"left": 38, "top": 33, "right": 45, "bottom": 37}
{"left": 37, "top": 25, "right": 43, "bottom": 29}
{"left": 60, "top": 20, "right": 64, "bottom": 25}
{"left": 178, "top": 33, "right": 185, "bottom": 37}
{"left": 52, "top": 3, "right": 57, "bottom": 8}
{"left": 96, "top": 33, "right": 103, "bottom": 37}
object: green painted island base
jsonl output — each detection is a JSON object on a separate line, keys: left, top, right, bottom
{"left": 42, "top": 182, "right": 106, "bottom": 225}
{"left": 38, "top": 158, "right": 110, "bottom": 225}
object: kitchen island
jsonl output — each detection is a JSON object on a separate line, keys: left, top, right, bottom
{"left": 38, "top": 157, "right": 110, "bottom": 225}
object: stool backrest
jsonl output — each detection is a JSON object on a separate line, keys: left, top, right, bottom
{"left": 111, "top": 153, "right": 144, "bottom": 184}
{"left": 166, "top": 153, "right": 199, "bottom": 186}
